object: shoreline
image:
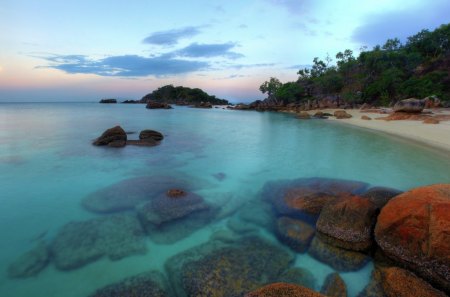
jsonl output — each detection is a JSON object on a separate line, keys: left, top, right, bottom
{"left": 313, "top": 108, "right": 450, "bottom": 155}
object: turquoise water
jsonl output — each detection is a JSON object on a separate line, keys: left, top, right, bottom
{"left": 0, "top": 103, "right": 449, "bottom": 297}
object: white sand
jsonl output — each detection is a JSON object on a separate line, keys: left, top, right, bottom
{"left": 316, "top": 109, "right": 450, "bottom": 154}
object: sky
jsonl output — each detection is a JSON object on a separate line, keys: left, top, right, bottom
{"left": 0, "top": 0, "right": 449, "bottom": 103}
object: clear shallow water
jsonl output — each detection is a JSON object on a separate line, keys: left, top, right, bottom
{"left": 0, "top": 103, "right": 449, "bottom": 297}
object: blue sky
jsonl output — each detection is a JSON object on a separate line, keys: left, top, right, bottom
{"left": 0, "top": 0, "right": 448, "bottom": 102}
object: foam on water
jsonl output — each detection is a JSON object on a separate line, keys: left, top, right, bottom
{"left": 0, "top": 103, "right": 449, "bottom": 297}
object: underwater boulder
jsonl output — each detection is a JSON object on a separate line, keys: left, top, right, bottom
{"left": 262, "top": 177, "right": 368, "bottom": 219}
{"left": 50, "top": 213, "right": 147, "bottom": 270}
{"left": 88, "top": 271, "right": 170, "bottom": 297}
{"left": 81, "top": 175, "right": 191, "bottom": 213}
{"left": 276, "top": 216, "right": 315, "bottom": 252}
{"left": 7, "top": 242, "right": 49, "bottom": 278}
{"left": 320, "top": 272, "right": 347, "bottom": 297}
{"left": 375, "top": 184, "right": 450, "bottom": 294}
{"left": 316, "top": 195, "right": 378, "bottom": 251}
{"left": 308, "top": 235, "right": 369, "bottom": 272}
{"left": 361, "top": 187, "right": 403, "bottom": 209}
{"left": 166, "top": 236, "right": 294, "bottom": 297}
{"left": 357, "top": 267, "right": 446, "bottom": 297}
{"left": 245, "top": 283, "right": 326, "bottom": 297}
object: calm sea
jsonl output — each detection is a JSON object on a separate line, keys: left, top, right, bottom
{"left": 0, "top": 103, "right": 449, "bottom": 297}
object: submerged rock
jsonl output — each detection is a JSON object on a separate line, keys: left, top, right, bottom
{"left": 374, "top": 184, "right": 450, "bottom": 294}
{"left": 88, "top": 271, "right": 169, "bottom": 297}
{"left": 297, "top": 111, "right": 311, "bottom": 119}
{"left": 362, "top": 186, "right": 402, "bottom": 209}
{"left": 137, "top": 190, "right": 217, "bottom": 244}
{"left": 358, "top": 267, "right": 446, "bottom": 297}
{"left": 166, "top": 236, "right": 294, "bottom": 297}
{"left": 81, "top": 175, "right": 191, "bottom": 213}
{"left": 276, "top": 216, "right": 315, "bottom": 252}
{"left": 245, "top": 283, "right": 326, "bottom": 297}
{"left": 7, "top": 242, "right": 49, "bottom": 278}
{"left": 278, "top": 267, "right": 317, "bottom": 290}
{"left": 321, "top": 273, "right": 347, "bottom": 297}
{"left": 316, "top": 195, "right": 378, "bottom": 251}
{"left": 308, "top": 235, "right": 369, "bottom": 272}
{"left": 93, "top": 126, "right": 127, "bottom": 147}
{"left": 50, "top": 213, "right": 147, "bottom": 270}
{"left": 212, "top": 172, "right": 227, "bottom": 181}
{"left": 137, "top": 191, "right": 209, "bottom": 226}
{"left": 262, "top": 177, "right": 368, "bottom": 219}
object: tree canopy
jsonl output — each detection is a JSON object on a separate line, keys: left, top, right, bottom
{"left": 259, "top": 23, "right": 450, "bottom": 106}
{"left": 142, "top": 85, "right": 228, "bottom": 105}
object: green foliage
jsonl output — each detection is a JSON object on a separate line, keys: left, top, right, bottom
{"left": 259, "top": 77, "right": 282, "bottom": 99}
{"left": 142, "top": 85, "right": 228, "bottom": 105}
{"left": 288, "top": 23, "right": 450, "bottom": 105}
{"left": 275, "top": 82, "right": 304, "bottom": 104}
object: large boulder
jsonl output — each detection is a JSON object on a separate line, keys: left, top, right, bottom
{"left": 7, "top": 242, "right": 49, "bottom": 278}
{"left": 262, "top": 177, "right": 368, "bottom": 219}
{"left": 245, "top": 283, "right": 326, "bottom": 297}
{"left": 139, "top": 130, "right": 164, "bottom": 141}
{"left": 362, "top": 187, "right": 403, "bottom": 209}
{"left": 374, "top": 184, "right": 450, "bottom": 294}
{"left": 81, "top": 175, "right": 191, "bottom": 213}
{"left": 334, "top": 110, "right": 352, "bottom": 119}
{"left": 308, "top": 235, "right": 370, "bottom": 272}
{"left": 88, "top": 271, "right": 169, "bottom": 297}
{"left": 93, "top": 126, "right": 127, "bottom": 147}
{"left": 50, "top": 213, "right": 147, "bottom": 270}
{"left": 166, "top": 236, "right": 294, "bottom": 297}
{"left": 276, "top": 217, "right": 315, "bottom": 252}
{"left": 358, "top": 267, "right": 446, "bottom": 297}
{"left": 316, "top": 195, "right": 378, "bottom": 251}
{"left": 393, "top": 98, "right": 425, "bottom": 113}
{"left": 137, "top": 190, "right": 217, "bottom": 244}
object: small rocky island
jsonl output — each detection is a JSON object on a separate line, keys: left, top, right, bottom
{"left": 92, "top": 126, "right": 164, "bottom": 147}
{"left": 99, "top": 99, "right": 117, "bottom": 104}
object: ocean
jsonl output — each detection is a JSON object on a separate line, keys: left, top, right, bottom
{"left": 0, "top": 102, "right": 449, "bottom": 297}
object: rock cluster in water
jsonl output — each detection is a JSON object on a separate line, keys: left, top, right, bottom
{"left": 6, "top": 175, "right": 449, "bottom": 297}
{"left": 93, "top": 126, "right": 164, "bottom": 148}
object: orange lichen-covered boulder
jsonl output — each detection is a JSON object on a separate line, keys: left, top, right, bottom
{"left": 380, "top": 267, "right": 446, "bottom": 297}
{"left": 374, "top": 184, "right": 450, "bottom": 294}
{"left": 245, "top": 283, "right": 326, "bottom": 297}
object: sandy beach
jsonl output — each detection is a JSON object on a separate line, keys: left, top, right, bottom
{"left": 316, "top": 108, "right": 450, "bottom": 154}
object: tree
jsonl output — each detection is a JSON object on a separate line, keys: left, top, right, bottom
{"left": 259, "top": 77, "right": 282, "bottom": 99}
{"left": 275, "top": 82, "right": 304, "bottom": 104}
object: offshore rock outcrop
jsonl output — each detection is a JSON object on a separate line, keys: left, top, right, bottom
{"left": 145, "top": 101, "right": 173, "bottom": 109}
{"left": 374, "top": 184, "right": 450, "bottom": 294}
{"left": 93, "top": 125, "right": 127, "bottom": 147}
{"left": 50, "top": 213, "right": 147, "bottom": 270}
{"left": 166, "top": 236, "right": 294, "bottom": 297}
{"left": 88, "top": 271, "right": 170, "bottom": 297}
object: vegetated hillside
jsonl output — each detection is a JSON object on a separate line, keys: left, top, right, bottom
{"left": 141, "top": 85, "right": 229, "bottom": 105}
{"left": 259, "top": 23, "right": 450, "bottom": 107}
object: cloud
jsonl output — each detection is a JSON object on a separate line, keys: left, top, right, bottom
{"left": 352, "top": 0, "right": 450, "bottom": 47}
{"left": 287, "top": 64, "right": 312, "bottom": 70}
{"left": 228, "top": 63, "right": 275, "bottom": 69}
{"left": 38, "top": 54, "right": 209, "bottom": 77}
{"left": 142, "top": 26, "right": 202, "bottom": 46}
{"left": 176, "top": 42, "right": 244, "bottom": 59}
